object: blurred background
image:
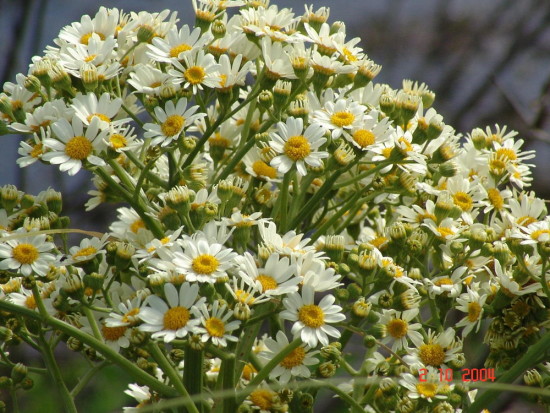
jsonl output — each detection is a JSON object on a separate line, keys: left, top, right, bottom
{"left": 1, "top": 0, "right": 549, "bottom": 411}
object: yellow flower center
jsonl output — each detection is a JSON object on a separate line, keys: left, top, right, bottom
{"left": 352, "top": 129, "right": 375, "bottom": 147}
{"left": 122, "top": 308, "right": 140, "bottom": 324}
{"left": 12, "top": 243, "right": 39, "bottom": 265}
{"left": 280, "top": 346, "right": 306, "bottom": 369}
{"left": 102, "top": 325, "right": 127, "bottom": 341}
{"left": 72, "top": 246, "right": 97, "bottom": 259}
{"left": 80, "top": 32, "right": 105, "bottom": 45}
{"left": 386, "top": 318, "right": 408, "bottom": 339}
{"left": 256, "top": 274, "right": 278, "bottom": 292}
{"left": 284, "top": 135, "right": 311, "bottom": 161}
{"left": 242, "top": 363, "right": 257, "bottom": 381}
{"left": 30, "top": 143, "right": 43, "bottom": 158}
{"left": 149, "top": 81, "right": 162, "bottom": 88}
{"left": 531, "top": 229, "right": 550, "bottom": 241}
{"left": 370, "top": 236, "right": 388, "bottom": 249}
{"left": 86, "top": 113, "right": 111, "bottom": 124}
{"left": 235, "top": 289, "right": 255, "bottom": 304}
{"left": 467, "top": 302, "right": 482, "bottom": 322}
{"left": 252, "top": 160, "right": 277, "bottom": 179}
{"left": 84, "top": 54, "right": 98, "bottom": 63}
{"left": 381, "top": 147, "right": 393, "bottom": 158}
{"left": 25, "top": 295, "right": 37, "bottom": 309}
{"left": 109, "top": 133, "right": 128, "bottom": 149}
{"left": 298, "top": 304, "right": 325, "bottom": 328}
{"left": 487, "top": 188, "right": 504, "bottom": 210}
{"left": 191, "top": 254, "right": 220, "bottom": 275}
{"left": 453, "top": 191, "right": 473, "bottom": 211}
{"left": 130, "top": 219, "right": 146, "bottom": 233}
{"left": 249, "top": 389, "right": 275, "bottom": 410}
{"left": 162, "top": 306, "right": 190, "bottom": 330}
{"left": 496, "top": 148, "right": 517, "bottom": 161}
{"left": 169, "top": 43, "right": 193, "bottom": 58}
{"left": 208, "top": 134, "right": 231, "bottom": 148}
{"left": 419, "top": 343, "right": 445, "bottom": 367}
{"left": 416, "top": 382, "right": 437, "bottom": 398}
{"left": 205, "top": 317, "right": 225, "bottom": 337}
{"left": 184, "top": 66, "right": 206, "bottom": 85}
{"left": 437, "top": 227, "right": 454, "bottom": 238}
{"left": 161, "top": 115, "right": 185, "bottom": 137}
{"left": 517, "top": 216, "right": 537, "bottom": 227}
{"left": 434, "top": 277, "right": 453, "bottom": 287}
{"left": 65, "top": 136, "right": 93, "bottom": 160}
{"left": 330, "top": 111, "right": 355, "bottom": 128}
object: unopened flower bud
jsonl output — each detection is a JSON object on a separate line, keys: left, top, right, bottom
{"left": 24, "top": 75, "right": 42, "bottom": 93}
{"left": 273, "top": 79, "right": 292, "bottom": 109}
{"left": 158, "top": 206, "right": 181, "bottom": 231}
{"left": 137, "top": 25, "right": 155, "bottom": 43}
{"left": 115, "top": 242, "right": 135, "bottom": 270}
{"left": 67, "top": 336, "right": 83, "bottom": 352}
{"left": 352, "top": 297, "right": 371, "bottom": 318}
{"left": 11, "top": 363, "right": 27, "bottom": 384}
{"left": 318, "top": 361, "right": 337, "bottom": 378}
{"left": 20, "top": 377, "right": 34, "bottom": 390}
{"left": 524, "top": 369, "right": 543, "bottom": 387}
{"left": 80, "top": 63, "right": 98, "bottom": 91}
{"left": 258, "top": 90, "right": 273, "bottom": 111}
{"left": 211, "top": 20, "right": 226, "bottom": 39}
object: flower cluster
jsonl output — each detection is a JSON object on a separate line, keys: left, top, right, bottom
{"left": 0, "top": 1, "right": 549, "bottom": 412}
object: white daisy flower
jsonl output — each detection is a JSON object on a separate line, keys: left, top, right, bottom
{"left": 105, "top": 296, "right": 144, "bottom": 328}
{"left": 193, "top": 300, "right": 241, "bottom": 347}
{"left": 43, "top": 115, "right": 107, "bottom": 176}
{"left": 0, "top": 229, "right": 56, "bottom": 277}
{"left": 379, "top": 308, "right": 424, "bottom": 351}
{"left": 104, "top": 126, "right": 141, "bottom": 153}
{"left": 143, "top": 98, "right": 205, "bottom": 147}
{"left": 259, "top": 331, "right": 318, "bottom": 384}
{"left": 127, "top": 64, "right": 177, "bottom": 96}
{"left": 147, "top": 24, "right": 212, "bottom": 63}
{"left": 347, "top": 110, "right": 392, "bottom": 151}
{"left": 10, "top": 99, "right": 69, "bottom": 134}
{"left": 455, "top": 286, "right": 487, "bottom": 337}
{"left": 237, "top": 251, "right": 299, "bottom": 297}
{"left": 404, "top": 328, "right": 462, "bottom": 370}
{"left": 138, "top": 282, "right": 205, "bottom": 343}
{"left": 269, "top": 116, "right": 327, "bottom": 176}
{"left": 215, "top": 54, "right": 253, "bottom": 91}
{"left": 71, "top": 92, "right": 127, "bottom": 130}
{"left": 170, "top": 49, "right": 221, "bottom": 93}
{"left": 258, "top": 221, "right": 320, "bottom": 257}
{"left": 100, "top": 321, "right": 132, "bottom": 351}
{"left": 17, "top": 128, "right": 49, "bottom": 168}
{"left": 280, "top": 285, "right": 345, "bottom": 348}
{"left": 57, "top": 7, "right": 119, "bottom": 46}
{"left": 63, "top": 234, "right": 109, "bottom": 266}
{"left": 173, "top": 237, "right": 237, "bottom": 283}
{"left": 311, "top": 97, "right": 366, "bottom": 139}
{"left": 123, "top": 383, "right": 152, "bottom": 412}
{"left": 399, "top": 367, "right": 449, "bottom": 402}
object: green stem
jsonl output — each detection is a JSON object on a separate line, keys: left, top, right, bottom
{"left": 184, "top": 345, "right": 204, "bottom": 413}
{"left": 148, "top": 342, "right": 199, "bottom": 413}
{"left": 237, "top": 338, "right": 302, "bottom": 404}
{"left": 121, "top": 102, "right": 144, "bottom": 127}
{"left": 309, "top": 190, "right": 364, "bottom": 243}
{"left": 278, "top": 171, "right": 291, "bottom": 232}
{"left": 70, "top": 360, "right": 108, "bottom": 397}
{"left": 125, "top": 150, "right": 169, "bottom": 189}
{"left": 467, "top": 330, "right": 550, "bottom": 413}
{"left": 81, "top": 304, "right": 102, "bottom": 341}
{"left": 222, "top": 354, "right": 236, "bottom": 413}
{"left": 38, "top": 332, "right": 78, "bottom": 413}
{"left": 315, "top": 380, "right": 366, "bottom": 412}
{"left": 0, "top": 299, "right": 178, "bottom": 398}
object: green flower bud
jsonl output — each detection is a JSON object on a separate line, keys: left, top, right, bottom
{"left": 20, "top": 377, "right": 34, "bottom": 390}
{"left": 11, "top": 363, "right": 27, "bottom": 384}
{"left": 317, "top": 361, "right": 337, "bottom": 378}
{"left": 0, "top": 377, "right": 13, "bottom": 389}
